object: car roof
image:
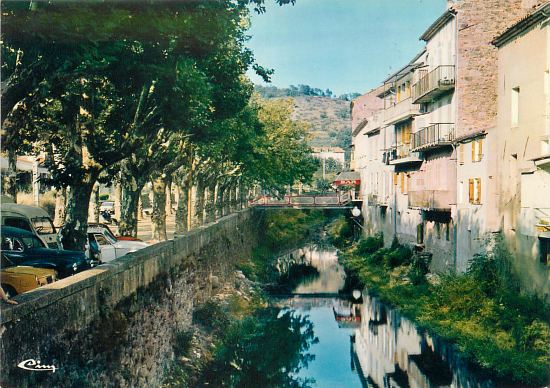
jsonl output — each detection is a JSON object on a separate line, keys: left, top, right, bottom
{"left": 1, "top": 203, "right": 51, "bottom": 219}
{"left": 0, "top": 226, "right": 39, "bottom": 237}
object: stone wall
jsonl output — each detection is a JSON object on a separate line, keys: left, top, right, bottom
{"left": 0, "top": 209, "right": 258, "bottom": 387}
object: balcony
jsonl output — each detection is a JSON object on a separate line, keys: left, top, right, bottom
{"left": 388, "top": 143, "right": 422, "bottom": 165}
{"left": 412, "top": 65, "right": 455, "bottom": 104}
{"left": 384, "top": 98, "right": 420, "bottom": 126}
{"left": 408, "top": 190, "right": 453, "bottom": 211}
{"left": 411, "top": 123, "right": 455, "bottom": 152}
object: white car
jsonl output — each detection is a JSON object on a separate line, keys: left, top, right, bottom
{"left": 88, "top": 223, "right": 148, "bottom": 262}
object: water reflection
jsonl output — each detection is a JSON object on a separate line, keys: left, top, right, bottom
{"left": 275, "top": 244, "right": 496, "bottom": 388}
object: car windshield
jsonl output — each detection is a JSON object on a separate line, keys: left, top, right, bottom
{"left": 32, "top": 217, "right": 56, "bottom": 234}
{"left": 103, "top": 228, "right": 118, "bottom": 244}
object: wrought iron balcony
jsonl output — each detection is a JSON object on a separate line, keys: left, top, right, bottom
{"left": 411, "top": 123, "right": 455, "bottom": 152}
{"left": 388, "top": 143, "right": 422, "bottom": 165}
{"left": 412, "top": 65, "right": 455, "bottom": 104}
{"left": 383, "top": 97, "right": 420, "bottom": 126}
{"left": 408, "top": 190, "right": 453, "bottom": 211}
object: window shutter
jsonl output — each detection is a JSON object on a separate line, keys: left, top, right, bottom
{"left": 478, "top": 140, "right": 483, "bottom": 161}
{"left": 471, "top": 141, "right": 475, "bottom": 162}
{"left": 468, "top": 179, "right": 474, "bottom": 203}
{"left": 393, "top": 173, "right": 398, "bottom": 186}
{"left": 476, "top": 178, "right": 482, "bottom": 204}
{"left": 459, "top": 144, "right": 464, "bottom": 164}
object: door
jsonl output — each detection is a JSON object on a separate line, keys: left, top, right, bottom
{"left": 94, "top": 233, "right": 116, "bottom": 262}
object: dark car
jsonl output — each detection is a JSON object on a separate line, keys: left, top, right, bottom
{"left": 0, "top": 226, "right": 92, "bottom": 278}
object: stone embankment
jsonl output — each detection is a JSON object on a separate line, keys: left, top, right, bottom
{"left": 0, "top": 210, "right": 258, "bottom": 387}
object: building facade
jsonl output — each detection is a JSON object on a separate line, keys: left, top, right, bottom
{"left": 351, "top": 0, "right": 549, "bottom": 291}
{"left": 494, "top": 2, "right": 550, "bottom": 297}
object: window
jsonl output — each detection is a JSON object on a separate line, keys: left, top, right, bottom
{"left": 511, "top": 87, "right": 520, "bottom": 127}
{"left": 4, "top": 217, "right": 32, "bottom": 232}
{"left": 32, "top": 217, "right": 56, "bottom": 234}
{"left": 94, "top": 233, "right": 110, "bottom": 246}
{"left": 469, "top": 178, "right": 482, "bottom": 204}
{"left": 471, "top": 139, "right": 483, "bottom": 162}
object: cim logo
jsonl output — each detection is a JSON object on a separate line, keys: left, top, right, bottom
{"left": 17, "top": 359, "right": 57, "bottom": 373}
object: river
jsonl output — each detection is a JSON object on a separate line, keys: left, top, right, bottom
{"left": 270, "top": 243, "right": 496, "bottom": 388}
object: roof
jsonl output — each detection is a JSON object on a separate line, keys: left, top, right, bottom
{"left": 333, "top": 171, "right": 360, "bottom": 182}
{"left": 1, "top": 203, "right": 51, "bottom": 219}
{"left": 420, "top": 9, "right": 456, "bottom": 42}
{"left": 381, "top": 49, "right": 426, "bottom": 85}
{"left": 492, "top": 2, "right": 550, "bottom": 47}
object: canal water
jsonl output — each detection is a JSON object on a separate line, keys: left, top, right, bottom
{"left": 270, "top": 243, "right": 495, "bottom": 388}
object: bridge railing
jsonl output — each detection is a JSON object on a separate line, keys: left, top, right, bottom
{"left": 250, "top": 192, "right": 353, "bottom": 207}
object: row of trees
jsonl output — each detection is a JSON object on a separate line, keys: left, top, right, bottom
{"left": 1, "top": 1, "right": 316, "bottom": 251}
{"left": 254, "top": 84, "right": 361, "bottom": 101}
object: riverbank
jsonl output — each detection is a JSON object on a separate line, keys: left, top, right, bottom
{"left": 333, "top": 223, "right": 550, "bottom": 386}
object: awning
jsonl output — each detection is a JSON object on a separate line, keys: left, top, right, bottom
{"left": 333, "top": 171, "right": 360, "bottom": 186}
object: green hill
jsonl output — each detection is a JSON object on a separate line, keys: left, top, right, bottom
{"left": 254, "top": 85, "right": 354, "bottom": 149}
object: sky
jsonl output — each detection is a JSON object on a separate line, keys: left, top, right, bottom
{"left": 246, "top": 0, "right": 447, "bottom": 96}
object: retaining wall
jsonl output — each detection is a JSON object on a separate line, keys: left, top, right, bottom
{"left": 0, "top": 209, "right": 258, "bottom": 387}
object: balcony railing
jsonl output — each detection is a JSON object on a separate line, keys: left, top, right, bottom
{"left": 411, "top": 123, "right": 455, "bottom": 152}
{"left": 412, "top": 65, "right": 455, "bottom": 103}
{"left": 408, "top": 190, "right": 453, "bottom": 211}
{"left": 384, "top": 97, "right": 420, "bottom": 126}
{"left": 388, "top": 143, "right": 423, "bottom": 165}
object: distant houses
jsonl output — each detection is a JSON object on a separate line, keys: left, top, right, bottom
{"left": 351, "top": 0, "right": 550, "bottom": 298}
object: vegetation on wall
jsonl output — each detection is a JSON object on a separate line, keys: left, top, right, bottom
{"left": 337, "top": 231, "right": 550, "bottom": 386}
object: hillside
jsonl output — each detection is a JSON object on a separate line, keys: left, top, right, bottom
{"left": 254, "top": 85, "right": 353, "bottom": 149}
{"left": 290, "top": 95, "right": 351, "bottom": 148}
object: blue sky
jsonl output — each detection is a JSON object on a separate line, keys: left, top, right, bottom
{"left": 246, "top": 0, "right": 446, "bottom": 96}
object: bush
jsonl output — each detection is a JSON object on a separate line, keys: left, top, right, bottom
{"left": 327, "top": 216, "right": 353, "bottom": 248}
{"left": 407, "top": 252, "right": 432, "bottom": 285}
{"left": 356, "top": 233, "right": 383, "bottom": 256}
{"left": 384, "top": 245, "right": 412, "bottom": 269}
{"left": 192, "top": 301, "right": 230, "bottom": 334}
{"left": 173, "top": 329, "right": 194, "bottom": 357}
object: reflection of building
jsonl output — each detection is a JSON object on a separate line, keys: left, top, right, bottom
{"left": 350, "top": 294, "right": 491, "bottom": 387}
{"left": 332, "top": 299, "right": 361, "bottom": 328}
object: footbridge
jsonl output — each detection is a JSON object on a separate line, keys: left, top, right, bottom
{"left": 250, "top": 192, "right": 356, "bottom": 209}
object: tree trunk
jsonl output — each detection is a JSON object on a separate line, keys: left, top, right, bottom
{"left": 194, "top": 181, "right": 206, "bottom": 227}
{"left": 151, "top": 176, "right": 167, "bottom": 241}
{"left": 89, "top": 183, "right": 100, "bottom": 222}
{"left": 175, "top": 181, "right": 189, "bottom": 235}
{"left": 114, "top": 181, "right": 122, "bottom": 221}
{"left": 118, "top": 179, "right": 143, "bottom": 237}
{"left": 216, "top": 184, "right": 225, "bottom": 219}
{"left": 206, "top": 182, "right": 216, "bottom": 222}
{"left": 229, "top": 185, "right": 236, "bottom": 213}
{"left": 61, "top": 182, "right": 95, "bottom": 251}
{"left": 54, "top": 188, "right": 67, "bottom": 227}
{"left": 4, "top": 149, "right": 17, "bottom": 202}
{"left": 166, "top": 178, "right": 174, "bottom": 215}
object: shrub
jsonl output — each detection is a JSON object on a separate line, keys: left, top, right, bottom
{"left": 327, "top": 216, "right": 353, "bottom": 248}
{"left": 356, "top": 233, "right": 383, "bottom": 256}
{"left": 192, "top": 301, "right": 230, "bottom": 334}
{"left": 408, "top": 252, "right": 431, "bottom": 285}
{"left": 384, "top": 245, "right": 412, "bottom": 269}
{"left": 173, "top": 329, "right": 194, "bottom": 357}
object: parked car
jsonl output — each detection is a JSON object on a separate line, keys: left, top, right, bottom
{"left": 1, "top": 254, "right": 57, "bottom": 297}
{"left": 0, "top": 226, "right": 93, "bottom": 278}
{"left": 1, "top": 203, "right": 60, "bottom": 249}
{"left": 88, "top": 223, "right": 149, "bottom": 262}
{"left": 58, "top": 225, "right": 103, "bottom": 264}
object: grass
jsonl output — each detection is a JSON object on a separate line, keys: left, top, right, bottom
{"left": 339, "top": 234, "right": 550, "bottom": 386}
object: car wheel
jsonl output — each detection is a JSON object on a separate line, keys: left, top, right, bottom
{"left": 2, "top": 284, "right": 18, "bottom": 298}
